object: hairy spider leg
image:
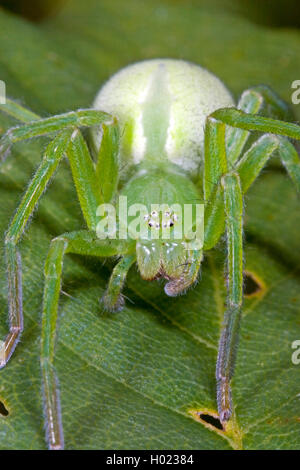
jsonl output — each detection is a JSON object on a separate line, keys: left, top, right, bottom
{"left": 102, "top": 254, "right": 136, "bottom": 312}
{"left": 203, "top": 85, "right": 293, "bottom": 251}
{"left": 226, "top": 85, "right": 292, "bottom": 165}
{"left": 0, "top": 107, "right": 111, "bottom": 159}
{"left": 204, "top": 93, "right": 300, "bottom": 423}
{"left": 213, "top": 103, "right": 300, "bottom": 193}
{"left": 236, "top": 134, "right": 300, "bottom": 193}
{"left": 203, "top": 89, "right": 260, "bottom": 250}
{"left": 0, "top": 100, "right": 135, "bottom": 449}
{"left": 0, "top": 103, "right": 120, "bottom": 360}
{"left": 213, "top": 106, "right": 300, "bottom": 141}
{"left": 41, "top": 231, "right": 131, "bottom": 449}
{"left": 217, "top": 173, "right": 243, "bottom": 422}
{"left": 95, "top": 120, "right": 120, "bottom": 203}
{"left": 1, "top": 130, "right": 72, "bottom": 368}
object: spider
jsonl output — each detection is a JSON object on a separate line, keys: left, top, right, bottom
{"left": 0, "top": 59, "right": 300, "bottom": 450}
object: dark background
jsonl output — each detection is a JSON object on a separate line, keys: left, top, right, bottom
{"left": 0, "top": 0, "right": 300, "bottom": 28}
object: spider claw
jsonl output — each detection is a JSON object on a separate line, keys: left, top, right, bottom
{"left": 220, "top": 409, "right": 231, "bottom": 422}
{"left": 101, "top": 292, "right": 125, "bottom": 313}
{"left": 217, "top": 378, "right": 232, "bottom": 423}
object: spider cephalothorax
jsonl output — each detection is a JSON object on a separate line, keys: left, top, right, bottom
{"left": 0, "top": 58, "right": 300, "bottom": 449}
{"left": 113, "top": 167, "right": 203, "bottom": 297}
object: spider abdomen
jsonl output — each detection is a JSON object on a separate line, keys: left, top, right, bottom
{"left": 92, "top": 59, "right": 234, "bottom": 177}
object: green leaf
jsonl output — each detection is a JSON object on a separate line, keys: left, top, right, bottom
{"left": 0, "top": 0, "right": 300, "bottom": 450}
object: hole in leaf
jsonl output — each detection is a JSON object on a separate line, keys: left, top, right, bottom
{"left": 0, "top": 401, "right": 9, "bottom": 417}
{"left": 198, "top": 413, "right": 224, "bottom": 430}
{"left": 188, "top": 409, "right": 227, "bottom": 432}
{"left": 244, "top": 271, "right": 264, "bottom": 297}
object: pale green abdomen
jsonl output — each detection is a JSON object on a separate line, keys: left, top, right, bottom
{"left": 92, "top": 59, "right": 234, "bottom": 177}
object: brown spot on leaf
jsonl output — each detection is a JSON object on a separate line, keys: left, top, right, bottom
{"left": 0, "top": 400, "right": 9, "bottom": 417}
{"left": 244, "top": 270, "right": 266, "bottom": 298}
{"left": 188, "top": 408, "right": 225, "bottom": 432}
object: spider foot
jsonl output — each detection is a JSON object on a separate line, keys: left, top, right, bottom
{"left": 101, "top": 292, "right": 125, "bottom": 313}
{"left": 217, "top": 378, "right": 232, "bottom": 423}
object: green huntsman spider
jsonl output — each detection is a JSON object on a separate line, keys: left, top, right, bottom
{"left": 0, "top": 59, "right": 300, "bottom": 449}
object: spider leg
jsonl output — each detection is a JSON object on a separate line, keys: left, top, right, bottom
{"left": 211, "top": 107, "right": 300, "bottom": 191}
{"left": 204, "top": 118, "right": 227, "bottom": 201}
{"left": 203, "top": 184, "right": 224, "bottom": 250}
{"left": 215, "top": 135, "right": 300, "bottom": 421}
{"left": 0, "top": 100, "right": 121, "bottom": 366}
{"left": 249, "top": 85, "right": 292, "bottom": 121}
{"left": 0, "top": 130, "right": 73, "bottom": 368}
{"left": 216, "top": 173, "right": 243, "bottom": 422}
{"left": 95, "top": 120, "right": 120, "bottom": 204}
{"left": 203, "top": 116, "right": 243, "bottom": 421}
{"left": 237, "top": 134, "right": 300, "bottom": 193}
{"left": 212, "top": 107, "right": 300, "bottom": 140}
{"left": 66, "top": 128, "right": 103, "bottom": 230}
{"left": 226, "top": 85, "right": 293, "bottom": 165}
{"left": 102, "top": 254, "right": 136, "bottom": 312}
{"left": 0, "top": 107, "right": 111, "bottom": 160}
{"left": 203, "top": 117, "right": 227, "bottom": 249}
{"left": 204, "top": 103, "right": 300, "bottom": 423}
{"left": 226, "top": 89, "right": 263, "bottom": 164}
{"left": 204, "top": 91, "right": 300, "bottom": 250}
{"left": 0, "top": 100, "right": 119, "bottom": 228}
{"left": 41, "top": 230, "right": 131, "bottom": 450}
